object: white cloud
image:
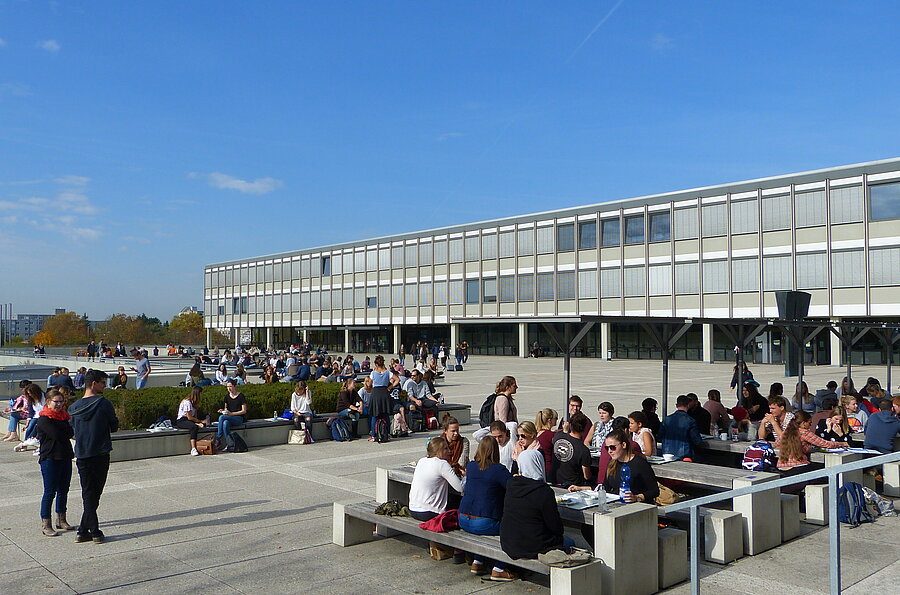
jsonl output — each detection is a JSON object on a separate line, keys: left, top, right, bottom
{"left": 37, "top": 39, "right": 60, "bottom": 52}
{"left": 435, "top": 132, "right": 464, "bottom": 142}
{"left": 67, "top": 227, "right": 101, "bottom": 241}
{"left": 206, "top": 172, "right": 284, "bottom": 195}
{"left": 651, "top": 33, "right": 674, "bottom": 52}
{"left": 55, "top": 175, "right": 90, "bottom": 186}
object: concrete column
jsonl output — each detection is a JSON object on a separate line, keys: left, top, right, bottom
{"left": 302, "top": 329, "right": 308, "bottom": 342}
{"left": 825, "top": 451, "right": 864, "bottom": 487}
{"left": 205, "top": 328, "right": 211, "bottom": 349}
{"left": 344, "top": 328, "right": 351, "bottom": 354}
{"left": 234, "top": 329, "right": 239, "bottom": 348}
{"left": 265, "top": 327, "right": 273, "bottom": 351}
{"left": 392, "top": 324, "right": 401, "bottom": 355}
{"left": 600, "top": 322, "right": 611, "bottom": 360}
{"left": 518, "top": 322, "right": 527, "bottom": 358}
{"left": 830, "top": 318, "right": 842, "bottom": 367}
{"left": 732, "top": 474, "right": 781, "bottom": 555}
{"left": 593, "top": 503, "right": 659, "bottom": 595}
{"left": 702, "top": 323, "right": 714, "bottom": 364}
{"left": 450, "top": 323, "right": 459, "bottom": 352}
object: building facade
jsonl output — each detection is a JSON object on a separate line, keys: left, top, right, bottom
{"left": 204, "top": 158, "right": 900, "bottom": 365}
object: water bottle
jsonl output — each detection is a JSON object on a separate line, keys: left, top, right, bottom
{"left": 619, "top": 462, "right": 632, "bottom": 503}
{"left": 597, "top": 485, "right": 608, "bottom": 512}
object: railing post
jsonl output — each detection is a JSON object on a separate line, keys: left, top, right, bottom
{"left": 690, "top": 505, "right": 700, "bottom": 595}
{"left": 828, "top": 473, "right": 841, "bottom": 595}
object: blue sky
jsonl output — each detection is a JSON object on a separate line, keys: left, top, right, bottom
{"left": 1, "top": 1, "right": 899, "bottom": 322}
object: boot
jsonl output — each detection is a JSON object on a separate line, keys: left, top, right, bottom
{"left": 56, "top": 513, "right": 75, "bottom": 531}
{"left": 41, "top": 518, "right": 58, "bottom": 537}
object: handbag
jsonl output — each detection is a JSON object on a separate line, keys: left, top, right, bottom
{"left": 196, "top": 438, "right": 217, "bottom": 455}
{"left": 288, "top": 428, "right": 312, "bottom": 445}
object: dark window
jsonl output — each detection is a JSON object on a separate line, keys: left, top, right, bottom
{"left": 578, "top": 221, "right": 597, "bottom": 250}
{"left": 240, "top": 297, "right": 248, "bottom": 314}
{"left": 625, "top": 215, "right": 644, "bottom": 244}
{"left": 557, "top": 224, "right": 575, "bottom": 252}
{"left": 321, "top": 256, "right": 331, "bottom": 276}
{"left": 218, "top": 305, "right": 225, "bottom": 316}
{"left": 601, "top": 219, "right": 620, "bottom": 247}
{"left": 483, "top": 278, "right": 497, "bottom": 303}
{"left": 366, "top": 296, "right": 377, "bottom": 308}
{"left": 465, "top": 280, "right": 480, "bottom": 304}
{"left": 232, "top": 298, "right": 240, "bottom": 314}
{"left": 870, "top": 182, "right": 900, "bottom": 221}
{"left": 649, "top": 212, "right": 670, "bottom": 242}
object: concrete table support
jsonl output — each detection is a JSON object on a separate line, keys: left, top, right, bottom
{"left": 780, "top": 494, "right": 801, "bottom": 541}
{"left": 593, "top": 503, "right": 658, "bottom": 595}
{"left": 804, "top": 484, "right": 829, "bottom": 525}
{"left": 550, "top": 560, "right": 605, "bottom": 595}
{"left": 733, "top": 474, "right": 781, "bottom": 555}
{"left": 658, "top": 527, "right": 688, "bottom": 589}
{"left": 702, "top": 509, "right": 743, "bottom": 564}
{"left": 825, "top": 451, "right": 864, "bottom": 487}
{"left": 884, "top": 462, "right": 900, "bottom": 497}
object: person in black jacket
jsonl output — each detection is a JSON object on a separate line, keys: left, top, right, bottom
{"left": 69, "top": 369, "right": 118, "bottom": 544}
{"left": 35, "top": 389, "right": 76, "bottom": 537}
{"left": 500, "top": 450, "right": 573, "bottom": 560}
{"left": 600, "top": 430, "right": 659, "bottom": 504}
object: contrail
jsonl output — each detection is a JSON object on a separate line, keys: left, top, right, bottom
{"left": 566, "top": 0, "right": 627, "bottom": 63}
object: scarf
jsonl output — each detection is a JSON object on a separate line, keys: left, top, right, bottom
{"left": 40, "top": 406, "right": 71, "bottom": 422}
{"left": 446, "top": 436, "right": 464, "bottom": 468}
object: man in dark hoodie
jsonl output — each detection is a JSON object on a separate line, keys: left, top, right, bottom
{"left": 69, "top": 369, "right": 118, "bottom": 543}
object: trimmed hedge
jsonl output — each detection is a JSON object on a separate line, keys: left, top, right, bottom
{"left": 93, "top": 382, "right": 408, "bottom": 430}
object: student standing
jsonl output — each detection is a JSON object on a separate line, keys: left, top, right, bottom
{"left": 34, "top": 389, "right": 76, "bottom": 536}
{"left": 68, "top": 369, "right": 118, "bottom": 543}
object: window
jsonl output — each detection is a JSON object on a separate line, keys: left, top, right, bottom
{"left": 342, "top": 289, "right": 352, "bottom": 309}
{"left": 218, "top": 305, "right": 225, "bottom": 316}
{"left": 578, "top": 270, "right": 597, "bottom": 298}
{"left": 378, "top": 286, "right": 390, "bottom": 307}
{"left": 321, "top": 290, "right": 331, "bottom": 310}
{"left": 465, "top": 237, "right": 480, "bottom": 261}
{"left": 537, "top": 272, "right": 554, "bottom": 301}
{"left": 557, "top": 224, "right": 575, "bottom": 252}
{"left": 366, "top": 250, "right": 377, "bottom": 271}
{"left": 518, "top": 274, "right": 534, "bottom": 301}
{"left": 578, "top": 221, "right": 596, "bottom": 250}
{"left": 332, "top": 289, "right": 342, "bottom": 308}
{"left": 300, "top": 259, "right": 311, "bottom": 278}
{"left": 623, "top": 267, "right": 646, "bottom": 296}
{"left": 499, "top": 276, "right": 515, "bottom": 302}
{"left": 796, "top": 253, "right": 826, "bottom": 289}
{"left": 247, "top": 267, "right": 257, "bottom": 284}
{"left": 405, "top": 245, "right": 418, "bottom": 267}
{"left": 419, "top": 242, "right": 432, "bottom": 265}
{"left": 763, "top": 255, "right": 792, "bottom": 291}
{"left": 870, "top": 182, "right": 900, "bottom": 221}
{"left": 731, "top": 257, "right": 759, "bottom": 292}
{"left": 378, "top": 248, "right": 390, "bottom": 271}
{"left": 832, "top": 250, "right": 864, "bottom": 287}
{"left": 499, "top": 232, "right": 516, "bottom": 257}
{"left": 795, "top": 191, "right": 826, "bottom": 227}
{"left": 232, "top": 298, "right": 240, "bottom": 314}
{"left": 433, "top": 240, "right": 447, "bottom": 265}
{"left": 391, "top": 285, "right": 403, "bottom": 306}
{"left": 731, "top": 199, "right": 758, "bottom": 234}
{"left": 675, "top": 263, "right": 699, "bottom": 294}
{"left": 648, "top": 264, "right": 671, "bottom": 296}
{"left": 449, "top": 238, "right": 464, "bottom": 263}
{"left": 366, "top": 296, "right": 377, "bottom": 308}
{"left": 673, "top": 208, "right": 698, "bottom": 240}
{"left": 701, "top": 204, "right": 727, "bottom": 237}
{"left": 449, "top": 280, "right": 464, "bottom": 304}
{"left": 536, "top": 227, "right": 554, "bottom": 254}
{"left": 649, "top": 212, "right": 670, "bottom": 242}
{"left": 405, "top": 284, "right": 418, "bottom": 306}
{"left": 240, "top": 297, "right": 248, "bottom": 314}
{"left": 601, "top": 219, "right": 620, "bottom": 247}
{"left": 419, "top": 282, "right": 432, "bottom": 306}
{"left": 870, "top": 247, "right": 900, "bottom": 285}
{"left": 482, "top": 234, "right": 498, "bottom": 259}
{"left": 433, "top": 281, "right": 447, "bottom": 304}
{"left": 331, "top": 254, "right": 342, "bottom": 275}
{"left": 343, "top": 253, "right": 354, "bottom": 274}
{"left": 517, "top": 229, "right": 534, "bottom": 255}
{"left": 391, "top": 246, "right": 403, "bottom": 269}
{"left": 354, "top": 251, "right": 365, "bottom": 273}
{"left": 483, "top": 278, "right": 498, "bottom": 303}
{"left": 830, "top": 186, "right": 863, "bottom": 223}
{"left": 702, "top": 261, "right": 728, "bottom": 293}
{"left": 625, "top": 215, "right": 644, "bottom": 244}
{"left": 290, "top": 261, "right": 299, "bottom": 280}
{"left": 465, "top": 280, "right": 480, "bottom": 304}
{"left": 354, "top": 288, "right": 365, "bottom": 308}
{"left": 557, "top": 271, "right": 576, "bottom": 300}
{"left": 762, "top": 195, "right": 790, "bottom": 231}
{"left": 600, "top": 268, "right": 620, "bottom": 297}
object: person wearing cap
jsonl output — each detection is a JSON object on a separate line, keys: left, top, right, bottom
{"left": 728, "top": 406, "right": 751, "bottom": 441}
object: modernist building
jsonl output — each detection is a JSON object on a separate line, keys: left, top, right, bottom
{"left": 204, "top": 158, "right": 900, "bottom": 365}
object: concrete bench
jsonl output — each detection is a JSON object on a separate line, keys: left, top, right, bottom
{"left": 804, "top": 484, "right": 829, "bottom": 525}
{"left": 884, "top": 462, "right": 900, "bottom": 497}
{"left": 333, "top": 500, "right": 605, "bottom": 595}
{"left": 781, "top": 494, "right": 801, "bottom": 541}
{"left": 662, "top": 507, "right": 743, "bottom": 565}
{"left": 657, "top": 527, "right": 688, "bottom": 589}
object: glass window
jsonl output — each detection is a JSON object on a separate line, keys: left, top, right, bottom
{"left": 701, "top": 203, "right": 727, "bottom": 237}
{"left": 449, "top": 239, "right": 464, "bottom": 263}
{"left": 449, "top": 280, "right": 464, "bottom": 304}
{"left": 354, "top": 251, "right": 365, "bottom": 272}
{"left": 673, "top": 208, "right": 698, "bottom": 240}
{"left": 578, "top": 270, "right": 598, "bottom": 298}
{"left": 433, "top": 240, "right": 447, "bottom": 265}
{"left": 499, "top": 276, "right": 515, "bottom": 302}
{"left": 649, "top": 212, "right": 670, "bottom": 242}
{"left": 482, "top": 234, "right": 498, "bottom": 259}
{"left": 366, "top": 250, "right": 377, "bottom": 271}
{"left": 557, "top": 271, "right": 576, "bottom": 300}
{"left": 731, "top": 257, "right": 759, "bottom": 292}
{"left": 870, "top": 182, "right": 900, "bottom": 221}
{"left": 366, "top": 296, "right": 377, "bottom": 308}
{"left": 419, "top": 282, "right": 432, "bottom": 306}
{"left": 343, "top": 253, "right": 354, "bottom": 274}
{"left": 578, "top": 221, "right": 596, "bottom": 250}
{"left": 483, "top": 278, "right": 498, "bottom": 303}
{"left": 232, "top": 298, "right": 240, "bottom": 314}
{"left": 648, "top": 264, "right": 671, "bottom": 296}
{"left": 830, "top": 186, "right": 863, "bottom": 223}
{"left": 405, "top": 284, "right": 418, "bottom": 306}
{"left": 309, "top": 292, "right": 319, "bottom": 311}
{"left": 763, "top": 255, "right": 792, "bottom": 291}
{"left": 378, "top": 286, "right": 390, "bottom": 307}
{"left": 499, "top": 232, "right": 516, "bottom": 257}
{"left": 600, "top": 268, "right": 621, "bottom": 297}
{"left": 536, "top": 227, "right": 554, "bottom": 254}
{"left": 795, "top": 253, "right": 826, "bottom": 290}
{"left": 239, "top": 267, "right": 249, "bottom": 284}
{"left": 272, "top": 263, "right": 282, "bottom": 281}
{"left": 290, "top": 261, "right": 300, "bottom": 280}
{"left": 342, "top": 289, "right": 352, "bottom": 308}
{"left": 517, "top": 229, "right": 534, "bottom": 255}
{"left": 332, "top": 288, "right": 342, "bottom": 308}
{"left": 419, "top": 242, "right": 432, "bottom": 266}
{"left": 321, "top": 290, "right": 331, "bottom": 310}
{"left": 354, "top": 288, "right": 365, "bottom": 309}
{"left": 391, "top": 285, "right": 403, "bottom": 306}
{"left": 433, "top": 281, "right": 447, "bottom": 304}
{"left": 301, "top": 293, "right": 311, "bottom": 311}
{"left": 331, "top": 254, "right": 342, "bottom": 275}
{"left": 404, "top": 245, "right": 418, "bottom": 267}
{"left": 731, "top": 199, "right": 758, "bottom": 234}
{"left": 762, "top": 195, "right": 790, "bottom": 231}
{"left": 465, "top": 280, "right": 479, "bottom": 304}
{"left": 558, "top": 224, "right": 575, "bottom": 252}
{"left": 378, "top": 248, "right": 390, "bottom": 271}
{"left": 674, "top": 262, "right": 699, "bottom": 294}
{"left": 300, "top": 259, "right": 311, "bottom": 278}
{"left": 832, "top": 250, "right": 864, "bottom": 287}
{"left": 465, "top": 236, "right": 480, "bottom": 261}
{"left": 870, "top": 247, "right": 900, "bottom": 285}
{"left": 391, "top": 246, "right": 403, "bottom": 269}
{"left": 518, "top": 274, "right": 534, "bottom": 301}
{"left": 537, "top": 272, "right": 554, "bottom": 301}
{"left": 625, "top": 215, "right": 644, "bottom": 244}
{"left": 247, "top": 267, "right": 256, "bottom": 284}
{"left": 795, "top": 191, "right": 826, "bottom": 227}
{"left": 702, "top": 260, "right": 728, "bottom": 293}
{"left": 623, "top": 267, "right": 646, "bottom": 296}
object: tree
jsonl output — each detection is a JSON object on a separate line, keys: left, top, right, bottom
{"left": 38, "top": 312, "right": 92, "bottom": 345}
{"left": 94, "top": 314, "right": 164, "bottom": 345}
{"left": 168, "top": 311, "right": 206, "bottom": 345}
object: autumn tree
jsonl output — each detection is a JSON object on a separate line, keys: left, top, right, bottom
{"left": 37, "top": 312, "right": 92, "bottom": 345}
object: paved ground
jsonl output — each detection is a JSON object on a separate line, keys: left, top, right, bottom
{"left": 0, "top": 356, "right": 897, "bottom": 594}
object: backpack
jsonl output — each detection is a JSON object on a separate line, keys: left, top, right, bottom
{"left": 838, "top": 482, "right": 874, "bottom": 527}
{"left": 410, "top": 410, "right": 426, "bottom": 433}
{"left": 741, "top": 440, "right": 777, "bottom": 471}
{"left": 479, "top": 393, "right": 499, "bottom": 428}
{"left": 424, "top": 409, "right": 439, "bottom": 431}
{"left": 226, "top": 431, "right": 248, "bottom": 453}
{"left": 391, "top": 412, "right": 407, "bottom": 437}
{"left": 330, "top": 418, "right": 350, "bottom": 442}
{"left": 374, "top": 416, "right": 391, "bottom": 443}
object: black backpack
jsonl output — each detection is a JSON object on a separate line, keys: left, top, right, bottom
{"left": 227, "top": 431, "right": 248, "bottom": 453}
{"left": 479, "top": 393, "right": 498, "bottom": 428}
{"left": 374, "top": 416, "right": 391, "bottom": 443}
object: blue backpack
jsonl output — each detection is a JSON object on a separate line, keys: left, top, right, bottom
{"left": 741, "top": 440, "right": 777, "bottom": 471}
{"left": 330, "top": 418, "right": 350, "bottom": 442}
{"left": 838, "top": 482, "right": 873, "bottom": 527}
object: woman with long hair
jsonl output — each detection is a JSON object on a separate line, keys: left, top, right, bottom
{"left": 792, "top": 381, "right": 815, "bottom": 414}
{"left": 776, "top": 411, "right": 849, "bottom": 474}
{"left": 368, "top": 355, "right": 399, "bottom": 429}
{"left": 34, "top": 389, "right": 75, "bottom": 536}
{"left": 440, "top": 414, "right": 469, "bottom": 475}
{"left": 512, "top": 420, "right": 541, "bottom": 466}
{"left": 216, "top": 380, "right": 248, "bottom": 450}
{"left": 175, "top": 386, "right": 211, "bottom": 456}
{"left": 814, "top": 406, "right": 852, "bottom": 443}
{"left": 595, "top": 429, "right": 659, "bottom": 504}
{"left": 215, "top": 364, "right": 229, "bottom": 385}
{"left": 492, "top": 376, "right": 518, "bottom": 423}
{"left": 628, "top": 411, "right": 657, "bottom": 456}
{"left": 840, "top": 376, "right": 856, "bottom": 397}
{"left": 408, "top": 437, "right": 464, "bottom": 522}
{"left": 533, "top": 408, "right": 558, "bottom": 473}
{"left": 290, "top": 380, "right": 314, "bottom": 431}
{"left": 739, "top": 382, "right": 768, "bottom": 423}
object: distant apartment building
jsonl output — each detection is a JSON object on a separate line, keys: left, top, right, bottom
{"left": 4, "top": 309, "right": 67, "bottom": 341}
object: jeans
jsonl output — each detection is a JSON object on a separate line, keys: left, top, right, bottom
{"left": 7, "top": 412, "right": 23, "bottom": 433}
{"left": 217, "top": 414, "right": 244, "bottom": 438}
{"left": 136, "top": 376, "right": 147, "bottom": 390}
{"left": 40, "top": 458, "right": 72, "bottom": 519}
{"left": 76, "top": 453, "right": 110, "bottom": 534}
{"left": 459, "top": 514, "right": 500, "bottom": 536}
{"left": 24, "top": 417, "right": 39, "bottom": 440}
{"left": 339, "top": 409, "right": 360, "bottom": 437}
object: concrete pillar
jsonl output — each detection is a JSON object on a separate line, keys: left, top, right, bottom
{"left": 450, "top": 323, "right": 459, "bottom": 352}
{"left": 302, "top": 329, "right": 308, "bottom": 343}
{"left": 344, "top": 328, "right": 351, "bottom": 355}
{"left": 550, "top": 560, "right": 605, "bottom": 595}
{"left": 518, "top": 322, "right": 527, "bottom": 358}
{"left": 732, "top": 474, "right": 781, "bottom": 555}
{"left": 593, "top": 503, "right": 659, "bottom": 595}
{"left": 332, "top": 502, "right": 374, "bottom": 547}
{"left": 830, "top": 318, "right": 842, "bottom": 367}
{"left": 781, "top": 494, "right": 801, "bottom": 542}
{"left": 882, "top": 462, "right": 900, "bottom": 497}
{"left": 234, "top": 329, "right": 240, "bottom": 348}
{"left": 824, "top": 451, "right": 864, "bottom": 487}
{"left": 600, "top": 322, "right": 611, "bottom": 360}
{"left": 265, "top": 327, "right": 273, "bottom": 351}
{"left": 392, "top": 324, "right": 401, "bottom": 355}
{"left": 657, "top": 527, "right": 688, "bottom": 590}
{"left": 804, "top": 484, "right": 829, "bottom": 525}
{"left": 702, "top": 323, "right": 714, "bottom": 364}
{"left": 205, "top": 328, "right": 211, "bottom": 349}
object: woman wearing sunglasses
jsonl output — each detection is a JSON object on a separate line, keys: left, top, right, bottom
{"left": 34, "top": 389, "right": 76, "bottom": 536}
{"left": 593, "top": 430, "right": 659, "bottom": 504}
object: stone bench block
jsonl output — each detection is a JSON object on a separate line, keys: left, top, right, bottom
{"left": 804, "top": 484, "right": 828, "bottom": 525}
{"left": 332, "top": 501, "right": 375, "bottom": 547}
{"left": 780, "top": 494, "right": 800, "bottom": 542}
{"left": 593, "top": 503, "right": 658, "bottom": 595}
{"left": 825, "top": 451, "right": 864, "bottom": 487}
{"left": 733, "top": 474, "right": 781, "bottom": 555}
{"left": 550, "top": 559, "right": 605, "bottom": 595}
{"left": 884, "top": 462, "right": 900, "bottom": 498}
{"left": 658, "top": 527, "right": 688, "bottom": 589}
{"left": 702, "top": 509, "right": 743, "bottom": 565}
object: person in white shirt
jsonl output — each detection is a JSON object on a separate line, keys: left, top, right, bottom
{"left": 472, "top": 421, "right": 519, "bottom": 471}
{"left": 408, "top": 437, "right": 464, "bottom": 522}
{"left": 290, "top": 381, "right": 314, "bottom": 429}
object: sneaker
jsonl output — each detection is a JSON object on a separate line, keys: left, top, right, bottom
{"left": 470, "top": 562, "right": 487, "bottom": 575}
{"left": 92, "top": 530, "right": 105, "bottom": 544}
{"left": 489, "top": 569, "right": 518, "bottom": 582}
{"left": 75, "top": 532, "right": 92, "bottom": 543}
{"left": 21, "top": 437, "right": 39, "bottom": 447}
{"left": 32, "top": 448, "right": 41, "bottom": 456}
{"left": 190, "top": 448, "right": 200, "bottom": 456}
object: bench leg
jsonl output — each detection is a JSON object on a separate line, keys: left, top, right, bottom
{"left": 657, "top": 527, "right": 688, "bottom": 589}
{"left": 702, "top": 509, "right": 743, "bottom": 565}
{"left": 884, "top": 462, "right": 900, "bottom": 498}
{"left": 733, "top": 475, "right": 780, "bottom": 555}
{"left": 780, "top": 494, "right": 801, "bottom": 542}
{"left": 593, "top": 503, "right": 658, "bottom": 595}
{"left": 374, "top": 468, "right": 406, "bottom": 537}
{"left": 550, "top": 559, "right": 605, "bottom": 595}
{"left": 804, "top": 485, "right": 828, "bottom": 525}
{"left": 332, "top": 502, "right": 375, "bottom": 547}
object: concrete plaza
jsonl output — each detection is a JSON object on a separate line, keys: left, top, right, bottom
{"left": 0, "top": 355, "right": 897, "bottom": 594}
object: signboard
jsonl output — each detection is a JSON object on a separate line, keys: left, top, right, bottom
{"left": 239, "top": 329, "right": 252, "bottom": 345}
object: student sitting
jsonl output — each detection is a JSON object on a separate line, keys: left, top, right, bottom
{"left": 109, "top": 367, "right": 128, "bottom": 390}
{"left": 863, "top": 396, "right": 900, "bottom": 454}
{"left": 703, "top": 389, "right": 731, "bottom": 434}
{"left": 408, "top": 437, "right": 464, "bottom": 522}
{"left": 776, "top": 411, "right": 848, "bottom": 474}
{"left": 472, "top": 421, "right": 519, "bottom": 471}
{"left": 533, "top": 408, "right": 558, "bottom": 475}
{"left": 550, "top": 412, "right": 592, "bottom": 487}
{"left": 814, "top": 406, "right": 852, "bottom": 443}
{"left": 841, "top": 394, "right": 869, "bottom": 432}
{"left": 459, "top": 437, "right": 514, "bottom": 581}
{"left": 175, "top": 387, "right": 211, "bottom": 456}
{"left": 597, "top": 429, "right": 659, "bottom": 504}
{"left": 641, "top": 397, "right": 661, "bottom": 435}
{"left": 290, "top": 381, "right": 315, "bottom": 430}
{"left": 336, "top": 378, "right": 363, "bottom": 439}
{"left": 594, "top": 417, "right": 642, "bottom": 482}
{"left": 439, "top": 414, "right": 469, "bottom": 476}
{"left": 628, "top": 411, "right": 656, "bottom": 456}
{"left": 658, "top": 395, "right": 703, "bottom": 461}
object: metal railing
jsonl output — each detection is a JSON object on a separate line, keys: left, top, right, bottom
{"left": 0, "top": 349, "right": 207, "bottom": 370}
{"left": 662, "top": 451, "right": 900, "bottom": 595}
